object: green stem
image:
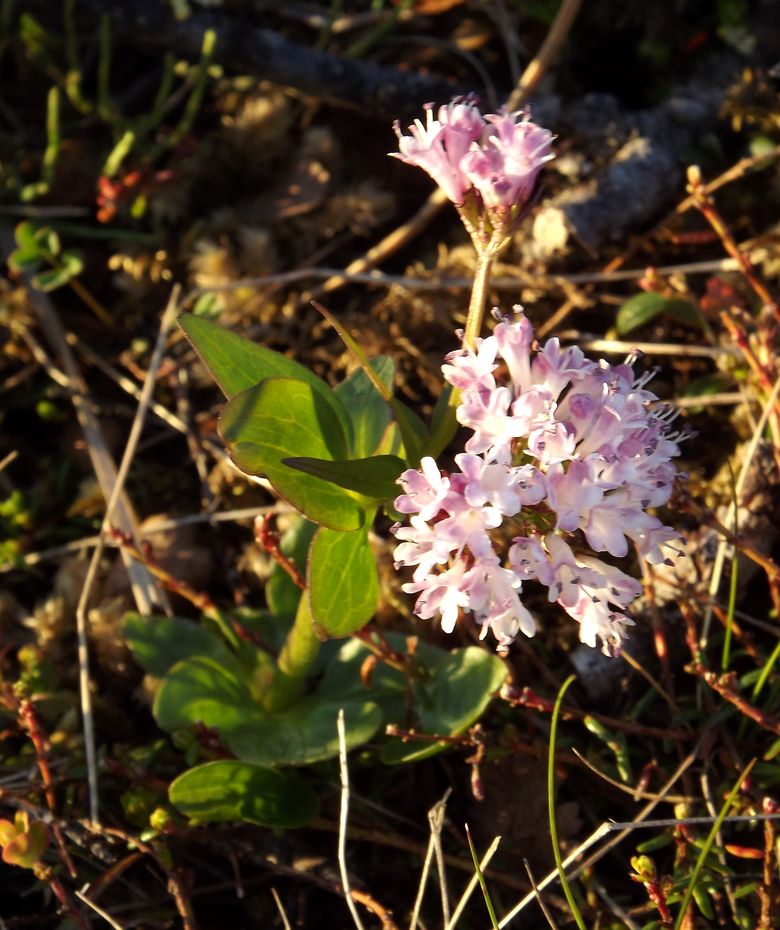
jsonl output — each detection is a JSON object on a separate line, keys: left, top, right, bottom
{"left": 463, "top": 247, "right": 494, "bottom": 349}
{"left": 262, "top": 595, "right": 321, "bottom": 712}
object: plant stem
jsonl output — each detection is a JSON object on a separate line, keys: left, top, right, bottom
{"left": 463, "top": 247, "right": 494, "bottom": 349}
{"left": 262, "top": 594, "right": 321, "bottom": 712}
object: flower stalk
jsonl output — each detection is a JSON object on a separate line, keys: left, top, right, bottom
{"left": 261, "top": 594, "right": 321, "bottom": 713}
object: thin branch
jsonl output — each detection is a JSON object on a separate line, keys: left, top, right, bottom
{"left": 506, "top": 0, "right": 582, "bottom": 110}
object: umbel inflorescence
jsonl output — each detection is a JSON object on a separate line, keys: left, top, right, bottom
{"left": 390, "top": 99, "right": 685, "bottom": 656}
{"left": 392, "top": 96, "right": 554, "bottom": 238}
{"left": 391, "top": 312, "right": 686, "bottom": 655}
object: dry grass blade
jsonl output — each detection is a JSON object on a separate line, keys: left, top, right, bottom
{"left": 701, "top": 372, "right": 780, "bottom": 650}
{"left": 337, "top": 708, "right": 366, "bottom": 930}
{"left": 75, "top": 285, "right": 180, "bottom": 824}
{"left": 74, "top": 891, "right": 126, "bottom": 930}
{"left": 270, "top": 888, "right": 292, "bottom": 930}
{"left": 522, "top": 861, "right": 559, "bottom": 930}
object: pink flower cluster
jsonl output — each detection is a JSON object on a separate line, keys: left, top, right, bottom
{"left": 391, "top": 311, "right": 685, "bottom": 655}
{"left": 391, "top": 98, "right": 554, "bottom": 210}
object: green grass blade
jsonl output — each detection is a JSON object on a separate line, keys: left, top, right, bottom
{"left": 465, "top": 824, "right": 499, "bottom": 930}
{"left": 548, "top": 674, "right": 588, "bottom": 930}
{"left": 672, "top": 757, "right": 756, "bottom": 930}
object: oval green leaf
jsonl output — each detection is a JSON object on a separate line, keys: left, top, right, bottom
{"left": 228, "top": 698, "right": 382, "bottom": 766}
{"left": 381, "top": 647, "right": 506, "bottom": 764}
{"left": 308, "top": 525, "right": 378, "bottom": 637}
{"left": 169, "top": 761, "right": 318, "bottom": 827}
{"left": 318, "top": 633, "right": 445, "bottom": 722}
{"left": 2, "top": 822, "right": 49, "bottom": 868}
{"left": 283, "top": 454, "right": 404, "bottom": 502}
{"left": 220, "top": 377, "right": 365, "bottom": 530}
{"left": 180, "top": 313, "right": 328, "bottom": 400}
{"left": 123, "top": 613, "right": 236, "bottom": 677}
{"left": 616, "top": 292, "right": 701, "bottom": 336}
{"left": 153, "top": 656, "right": 265, "bottom": 736}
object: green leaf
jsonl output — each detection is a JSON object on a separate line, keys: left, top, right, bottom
{"left": 8, "top": 222, "right": 43, "bottom": 271}
{"left": 180, "top": 313, "right": 327, "bottom": 399}
{"left": 308, "top": 525, "right": 378, "bottom": 637}
{"left": 153, "top": 656, "right": 264, "bottom": 736}
{"left": 318, "top": 633, "right": 445, "bottom": 722}
{"left": 616, "top": 292, "right": 702, "bottom": 335}
{"left": 221, "top": 377, "right": 364, "bottom": 530}
{"left": 311, "top": 302, "right": 428, "bottom": 464}
{"left": 169, "top": 761, "right": 318, "bottom": 827}
{"left": 228, "top": 698, "right": 382, "bottom": 766}
{"left": 334, "top": 356, "right": 397, "bottom": 458}
{"left": 123, "top": 613, "right": 236, "bottom": 677}
{"left": 426, "top": 383, "right": 458, "bottom": 459}
{"left": 390, "top": 397, "right": 429, "bottom": 466}
{"left": 31, "top": 253, "right": 84, "bottom": 292}
{"left": 284, "top": 454, "right": 404, "bottom": 502}
{"left": 2, "top": 822, "right": 49, "bottom": 868}
{"left": 381, "top": 648, "right": 506, "bottom": 764}
{"left": 266, "top": 517, "right": 316, "bottom": 618}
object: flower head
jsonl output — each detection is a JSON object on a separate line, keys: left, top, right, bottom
{"left": 391, "top": 98, "right": 553, "bottom": 216}
{"left": 392, "top": 309, "right": 685, "bottom": 655}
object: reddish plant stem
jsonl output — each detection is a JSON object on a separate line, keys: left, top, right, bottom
{"left": 34, "top": 865, "right": 91, "bottom": 930}
{"left": 98, "top": 824, "right": 197, "bottom": 930}
{"left": 1, "top": 686, "right": 78, "bottom": 880}
{"left": 111, "top": 530, "right": 250, "bottom": 648}
{"left": 689, "top": 664, "right": 780, "bottom": 736}
{"left": 720, "top": 311, "right": 780, "bottom": 412}
{"left": 679, "top": 601, "right": 702, "bottom": 664}
{"left": 686, "top": 166, "right": 778, "bottom": 320}
{"left": 254, "top": 515, "right": 305, "bottom": 590}
{"left": 760, "top": 797, "right": 778, "bottom": 929}
{"left": 501, "top": 684, "right": 690, "bottom": 741}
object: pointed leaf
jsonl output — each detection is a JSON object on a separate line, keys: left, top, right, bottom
{"left": 390, "top": 397, "right": 429, "bottom": 465}
{"left": 221, "top": 377, "right": 365, "bottom": 530}
{"left": 284, "top": 454, "right": 404, "bottom": 502}
{"left": 334, "top": 356, "right": 396, "bottom": 457}
{"left": 312, "top": 302, "right": 391, "bottom": 401}
{"left": 426, "top": 383, "right": 458, "bottom": 458}
{"left": 169, "top": 761, "right": 318, "bottom": 827}
{"left": 308, "top": 525, "right": 378, "bottom": 637}
{"left": 180, "top": 313, "right": 329, "bottom": 399}
{"left": 228, "top": 698, "right": 382, "bottom": 766}
{"left": 312, "top": 302, "right": 428, "bottom": 463}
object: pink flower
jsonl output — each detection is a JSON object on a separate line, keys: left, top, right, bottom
{"left": 392, "top": 101, "right": 553, "bottom": 214}
{"left": 392, "top": 309, "right": 684, "bottom": 653}
{"left": 461, "top": 111, "right": 554, "bottom": 210}
{"left": 395, "top": 456, "right": 452, "bottom": 520}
